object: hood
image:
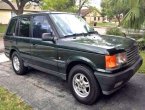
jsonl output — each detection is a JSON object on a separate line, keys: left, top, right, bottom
{"left": 58, "top": 34, "right": 136, "bottom": 55}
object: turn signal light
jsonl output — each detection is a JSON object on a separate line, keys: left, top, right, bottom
{"left": 105, "top": 55, "right": 117, "bottom": 69}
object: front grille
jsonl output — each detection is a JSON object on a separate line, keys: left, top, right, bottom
{"left": 126, "top": 45, "right": 139, "bottom": 66}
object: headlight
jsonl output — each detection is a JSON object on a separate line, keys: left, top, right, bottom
{"left": 105, "top": 52, "right": 127, "bottom": 69}
{"left": 116, "top": 52, "right": 127, "bottom": 65}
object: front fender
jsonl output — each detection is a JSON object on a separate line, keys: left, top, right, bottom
{"left": 66, "top": 56, "right": 96, "bottom": 70}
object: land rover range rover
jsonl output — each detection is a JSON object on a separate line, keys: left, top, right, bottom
{"left": 4, "top": 12, "right": 143, "bottom": 105}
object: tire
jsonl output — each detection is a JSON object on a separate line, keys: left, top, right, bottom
{"left": 68, "top": 65, "right": 101, "bottom": 105}
{"left": 11, "top": 51, "right": 27, "bottom": 75}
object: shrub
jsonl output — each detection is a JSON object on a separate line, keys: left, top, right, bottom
{"left": 106, "top": 27, "right": 124, "bottom": 36}
{"left": 137, "top": 37, "right": 145, "bottom": 51}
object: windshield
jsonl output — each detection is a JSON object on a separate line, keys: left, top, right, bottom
{"left": 50, "top": 13, "right": 95, "bottom": 37}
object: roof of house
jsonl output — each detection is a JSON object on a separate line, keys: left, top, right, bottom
{"left": 80, "top": 8, "right": 101, "bottom": 17}
{"left": 80, "top": 8, "right": 92, "bottom": 17}
{"left": 0, "top": 1, "right": 41, "bottom": 12}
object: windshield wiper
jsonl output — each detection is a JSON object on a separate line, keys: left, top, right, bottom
{"left": 88, "top": 31, "right": 99, "bottom": 35}
{"left": 64, "top": 33, "right": 88, "bottom": 38}
{"left": 64, "top": 31, "right": 99, "bottom": 38}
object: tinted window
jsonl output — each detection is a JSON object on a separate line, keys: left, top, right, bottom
{"left": 19, "top": 17, "right": 30, "bottom": 37}
{"left": 32, "top": 16, "right": 52, "bottom": 38}
{"left": 6, "top": 18, "right": 17, "bottom": 35}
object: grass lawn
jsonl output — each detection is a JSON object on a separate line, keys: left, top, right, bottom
{"left": 138, "top": 51, "right": 145, "bottom": 74}
{"left": 0, "top": 24, "right": 7, "bottom": 33}
{"left": 96, "top": 22, "right": 117, "bottom": 27}
{"left": 0, "top": 86, "right": 32, "bottom": 110}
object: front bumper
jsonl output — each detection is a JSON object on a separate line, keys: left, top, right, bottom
{"left": 94, "top": 57, "right": 143, "bottom": 95}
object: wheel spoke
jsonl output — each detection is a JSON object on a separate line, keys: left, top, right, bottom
{"left": 75, "top": 77, "right": 80, "bottom": 83}
{"left": 77, "top": 86, "right": 81, "bottom": 92}
{"left": 83, "top": 81, "right": 90, "bottom": 88}
{"left": 84, "top": 88, "right": 89, "bottom": 94}
{"left": 80, "top": 74, "right": 84, "bottom": 81}
{"left": 81, "top": 88, "right": 86, "bottom": 94}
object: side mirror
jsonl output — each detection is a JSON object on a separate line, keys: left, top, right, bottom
{"left": 42, "top": 33, "right": 54, "bottom": 41}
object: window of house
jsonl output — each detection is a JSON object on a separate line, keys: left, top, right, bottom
{"left": 98, "top": 17, "right": 100, "bottom": 21}
{"left": 94, "top": 17, "right": 96, "bottom": 21}
{"left": 18, "top": 17, "right": 30, "bottom": 37}
{"left": 6, "top": 18, "right": 17, "bottom": 35}
{"left": 32, "top": 16, "right": 52, "bottom": 38}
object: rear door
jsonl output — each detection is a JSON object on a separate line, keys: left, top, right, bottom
{"left": 15, "top": 16, "right": 32, "bottom": 63}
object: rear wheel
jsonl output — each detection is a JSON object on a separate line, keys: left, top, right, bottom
{"left": 12, "top": 52, "right": 27, "bottom": 75}
{"left": 68, "top": 65, "right": 101, "bottom": 105}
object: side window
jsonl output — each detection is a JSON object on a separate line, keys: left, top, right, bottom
{"left": 6, "top": 19, "right": 17, "bottom": 35}
{"left": 32, "top": 16, "right": 52, "bottom": 38}
{"left": 18, "top": 17, "right": 30, "bottom": 37}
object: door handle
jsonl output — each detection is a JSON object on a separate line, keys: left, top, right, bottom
{"left": 32, "top": 44, "right": 38, "bottom": 47}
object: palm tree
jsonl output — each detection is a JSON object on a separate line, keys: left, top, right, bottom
{"left": 114, "top": 0, "right": 145, "bottom": 29}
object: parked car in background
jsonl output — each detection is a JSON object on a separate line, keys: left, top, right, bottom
{"left": 3, "top": 12, "right": 143, "bottom": 105}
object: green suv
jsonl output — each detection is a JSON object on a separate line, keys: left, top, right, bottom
{"left": 4, "top": 12, "right": 143, "bottom": 105}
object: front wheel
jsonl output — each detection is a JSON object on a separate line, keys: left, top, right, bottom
{"left": 68, "top": 65, "right": 101, "bottom": 105}
{"left": 12, "top": 51, "right": 27, "bottom": 75}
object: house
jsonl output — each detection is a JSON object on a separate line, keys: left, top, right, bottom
{"left": 0, "top": 1, "right": 41, "bottom": 24}
{"left": 80, "top": 8, "right": 103, "bottom": 26}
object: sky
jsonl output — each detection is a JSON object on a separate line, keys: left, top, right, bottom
{"left": 76, "top": 0, "right": 101, "bottom": 9}
{"left": 91, "top": 0, "right": 101, "bottom": 9}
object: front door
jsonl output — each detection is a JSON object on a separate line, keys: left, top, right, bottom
{"left": 30, "top": 15, "right": 58, "bottom": 72}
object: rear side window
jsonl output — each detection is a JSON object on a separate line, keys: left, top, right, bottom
{"left": 18, "top": 17, "right": 30, "bottom": 37}
{"left": 6, "top": 18, "right": 17, "bottom": 35}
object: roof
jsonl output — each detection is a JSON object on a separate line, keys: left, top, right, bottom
{"left": 80, "top": 8, "right": 92, "bottom": 17}
{"left": 80, "top": 8, "right": 101, "bottom": 17}
{"left": 0, "top": 1, "right": 41, "bottom": 12}
{"left": 12, "top": 11, "right": 74, "bottom": 18}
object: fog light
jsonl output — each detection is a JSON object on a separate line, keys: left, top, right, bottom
{"left": 114, "top": 81, "right": 123, "bottom": 88}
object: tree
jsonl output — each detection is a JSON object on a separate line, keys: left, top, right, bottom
{"left": 42, "top": 0, "right": 76, "bottom": 12}
{"left": 42, "top": 0, "right": 90, "bottom": 14}
{"left": 1, "top": 0, "right": 40, "bottom": 15}
{"left": 76, "top": 0, "right": 89, "bottom": 15}
{"left": 101, "top": 0, "right": 129, "bottom": 25}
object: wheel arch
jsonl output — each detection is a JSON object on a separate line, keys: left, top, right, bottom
{"left": 66, "top": 56, "right": 96, "bottom": 81}
{"left": 9, "top": 47, "right": 20, "bottom": 60}
{"left": 10, "top": 49, "right": 16, "bottom": 60}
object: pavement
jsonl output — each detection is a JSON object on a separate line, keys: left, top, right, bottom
{"left": 0, "top": 53, "right": 145, "bottom": 110}
{"left": 0, "top": 37, "right": 4, "bottom": 52}
{"left": 0, "top": 53, "right": 9, "bottom": 63}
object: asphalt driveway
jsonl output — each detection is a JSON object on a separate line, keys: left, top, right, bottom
{"left": 0, "top": 61, "right": 145, "bottom": 110}
{"left": 0, "top": 38, "right": 4, "bottom": 52}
